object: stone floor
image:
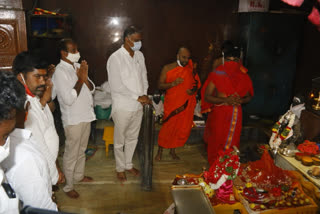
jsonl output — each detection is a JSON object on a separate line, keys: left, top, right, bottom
{"left": 55, "top": 118, "right": 272, "bottom": 214}
{"left": 56, "top": 144, "right": 209, "bottom": 214}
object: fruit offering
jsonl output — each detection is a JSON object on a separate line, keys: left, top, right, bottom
{"left": 301, "top": 156, "right": 313, "bottom": 166}
{"left": 245, "top": 186, "right": 311, "bottom": 211}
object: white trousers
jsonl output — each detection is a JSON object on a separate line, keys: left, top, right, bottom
{"left": 112, "top": 109, "right": 143, "bottom": 172}
{"left": 63, "top": 122, "right": 91, "bottom": 192}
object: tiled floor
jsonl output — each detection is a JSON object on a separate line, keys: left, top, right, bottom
{"left": 55, "top": 119, "right": 272, "bottom": 214}
{"left": 56, "top": 144, "right": 209, "bottom": 214}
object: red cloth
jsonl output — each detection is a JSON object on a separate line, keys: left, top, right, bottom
{"left": 215, "top": 180, "right": 236, "bottom": 204}
{"left": 308, "top": 7, "right": 320, "bottom": 30}
{"left": 242, "top": 149, "right": 291, "bottom": 186}
{"left": 200, "top": 75, "right": 214, "bottom": 114}
{"left": 201, "top": 61, "right": 253, "bottom": 165}
{"left": 201, "top": 62, "right": 248, "bottom": 113}
{"left": 23, "top": 84, "right": 35, "bottom": 97}
{"left": 158, "top": 60, "right": 201, "bottom": 149}
{"left": 281, "top": 0, "right": 304, "bottom": 7}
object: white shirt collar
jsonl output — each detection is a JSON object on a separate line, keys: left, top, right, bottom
{"left": 59, "top": 59, "right": 76, "bottom": 69}
{"left": 10, "top": 128, "right": 32, "bottom": 140}
{"left": 120, "top": 45, "right": 135, "bottom": 57}
{"left": 27, "top": 94, "right": 40, "bottom": 101}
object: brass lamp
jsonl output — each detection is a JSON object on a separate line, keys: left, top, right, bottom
{"left": 312, "top": 91, "right": 320, "bottom": 111}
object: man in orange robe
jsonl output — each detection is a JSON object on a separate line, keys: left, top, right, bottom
{"left": 155, "top": 47, "right": 201, "bottom": 160}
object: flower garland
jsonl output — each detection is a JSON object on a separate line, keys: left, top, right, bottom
{"left": 269, "top": 110, "right": 295, "bottom": 150}
{"left": 204, "top": 149, "right": 240, "bottom": 190}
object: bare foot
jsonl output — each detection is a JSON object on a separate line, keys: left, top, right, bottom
{"left": 155, "top": 152, "right": 162, "bottom": 161}
{"left": 57, "top": 170, "right": 65, "bottom": 184}
{"left": 155, "top": 147, "right": 163, "bottom": 161}
{"left": 79, "top": 176, "right": 93, "bottom": 182}
{"left": 126, "top": 168, "right": 140, "bottom": 177}
{"left": 117, "top": 172, "right": 127, "bottom": 182}
{"left": 65, "top": 190, "right": 79, "bottom": 199}
{"left": 170, "top": 151, "right": 180, "bottom": 160}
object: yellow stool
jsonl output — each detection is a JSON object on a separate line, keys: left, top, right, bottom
{"left": 102, "top": 126, "right": 114, "bottom": 156}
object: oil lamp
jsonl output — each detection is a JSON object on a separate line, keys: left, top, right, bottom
{"left": 312, "top": 91, "right": 320, "bottom": 111}
{"left": 306, "top": 77, "right": 320, "bottom": 115}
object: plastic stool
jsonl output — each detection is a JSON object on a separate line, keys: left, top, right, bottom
{"left": 102, "top": 126, "right": 114, "bottom": 156}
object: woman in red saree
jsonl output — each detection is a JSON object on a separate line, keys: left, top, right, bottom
{"left": 201, "top": 44, "right": 253, "bottom": 165}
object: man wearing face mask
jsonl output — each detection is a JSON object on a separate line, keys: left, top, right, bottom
{"left": 52, "top": 38, "right": 95, "bottom": 198}
{"left": 107, "top": 26, "right": 150, "bottom": 182}
{"left": 13, "top": 52, "right": 63, "bottom": 189}
{"left": 1, "top": 74, "right": 58, "bottom": 210}
{"left": 155, "top": 47, "right": 201, "bottom": 161}
{"left": 0, "top": 71, "right": 25, "bottom": 214}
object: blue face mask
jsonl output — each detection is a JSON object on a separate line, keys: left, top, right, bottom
{"left": 130, "top": 40, "right": 142, "bottom": 51}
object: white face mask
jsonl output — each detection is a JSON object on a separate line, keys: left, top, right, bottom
{"left": 0, "top": 136, "right": 10, "bottom": 163}
{"left": 66, "top": 52, "right": 81, "bottom": 63}
{"left": 129, "top": 39, "right": 142, "bottom": 51}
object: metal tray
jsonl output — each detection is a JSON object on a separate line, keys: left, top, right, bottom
{"left": 171, "top": 185, "right": 215, "bottom": 214}
{"left": 278, "top": 148, "right": 296, "bottom": 157}
{"left": 307, "top": 170, "right": 320, "bottom": 179}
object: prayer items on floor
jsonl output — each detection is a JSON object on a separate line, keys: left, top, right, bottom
{"left": 236, "top": 147, "right": 312, "bottom": 211}
{"left": 173, "top": 148, "right": 241, "bottom": 205}
{"left": 172, "top": 146, "right": 316, "bottom": 212}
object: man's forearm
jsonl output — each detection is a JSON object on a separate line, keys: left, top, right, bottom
{"left": 205, "top": 95, "right": 226, "bottom": 105}
{"left": 47, "top": 101, "right": 55, "bottom": 112}
{"left": 84, "top": 79, "right": 93, "bottom": 90}
{"left": 159, "top": 82, "right": 174, "bottom": 90}
{"left": 40, "top": 98, "right": 49, "bottom": 108}
{"left": 241, "top": 96, "right": 252, "bottom": 104}
{"left": 74, "top": 80, "right": 84, "bottom": 96}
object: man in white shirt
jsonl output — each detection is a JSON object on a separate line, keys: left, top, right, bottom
{"left": 13, "top": 52, "right": 63, "bottom": 187}
{"left": 107, "top": 26, "right": 151, "bottom": 182}
{"left": 0, "top": 71, "right": 25, "bottom": 214}
{"left": 2, "top": 108, "right": 58, "bottom": 210}
{"left": 52, "top": 38, "right": 95, "bottom": 198}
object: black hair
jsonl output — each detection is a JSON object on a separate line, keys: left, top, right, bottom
{"left": 222, "top": 40, "right": 234, "bottom": 52}
{"left": 222, "top": 40, "right": 240, "bottom": 58}
{"left": 123, "top": 26, "right": 142, "bottom": 42}
{"left": 12, "top": 51, "right": 49, "bottom": 76}
{"left": 58, "top": 38, "right": 74, "bottom": 53}
{"left": 177, "top": 46, "right": 191, "bottom": 55}
{"left": 0, "top": 71, "right": 26, "bottom": 121}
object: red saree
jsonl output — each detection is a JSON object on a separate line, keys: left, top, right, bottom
{"left": 201, "top": 61, "right": 253, "bottom": 165}
{"left": 158, "top": 60, "right": 201, "bottom": 149}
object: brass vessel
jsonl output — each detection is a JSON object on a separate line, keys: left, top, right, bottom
{"left": 312, "top": 92, "right": 320, "bottom": 110}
